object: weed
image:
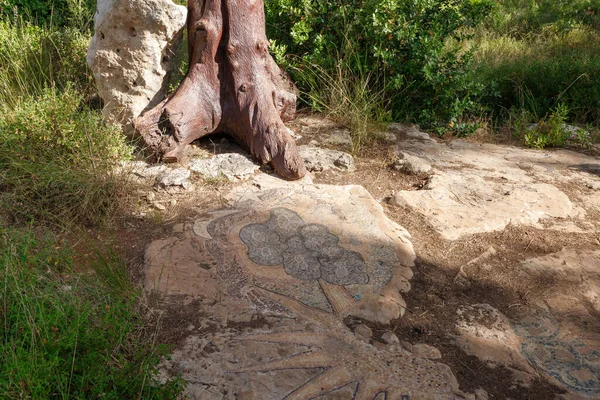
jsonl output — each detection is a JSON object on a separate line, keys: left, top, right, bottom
{"left": 451, "top": 120, "right": 484, "bottom": 138}
{"left": 203, "top": 172, "right": 230, "bottom": 186}
{"left": 520, "top": 103, "right": 591, "bottom": 149}
{"left": 291, "top": 36, "right": 390, "bottom": 154}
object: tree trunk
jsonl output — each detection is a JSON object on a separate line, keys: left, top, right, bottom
{"left": 134, "top": 0, "right": 306, "bottom": 180}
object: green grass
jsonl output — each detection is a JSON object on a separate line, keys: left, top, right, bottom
{"left": 0, "top": 16, "right": 133, "bottom": 230}
{"left": 469, "top": 0, "right": 600, "bottom": 143}
{"left": 0, "top": 17, "right": 93, "bottom": 109}
{"left": 0, "top": 88, "right": 133, "bottom": 229}
{"left": 0, "top": 9, "right": 183, "bottom": 400}
{"left": 474, "top": 24, "right": 600, "bottom": 126}
{"left": 0, "top": 0, "right": 96, "bottom": 31}
{"left": 484, "top": 0, "right": 600, "bottom": 35}
{"left": 290, "top": 36, "right": 390, "bottom": 154}
{"left": 0, "top": 228, "right": 184, "bottom": 399}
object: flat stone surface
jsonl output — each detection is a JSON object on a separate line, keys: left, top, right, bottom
{"left": 521, "top": 248, "right": 600, "bottom": 315}
{"left": 189, "top": 153, "right": 260, "bottom": 181}
{"left": 322, "top": 128, "right": 353, "bottom": 148}
{"left": 516, "top": 249, "right": 600, "bottom": 399}
{"left": 393, "top": 151, "right": 433, "bottom": 175}
{"left": 145, "top": 173, "right": 476, "bottom": 399}
{"left": 514, "top": 301, "right": 600, "bottom": 398}
{"left": 298, "top": 145, "right": 355, "bottom": 172}
{"left": 454, "top": 304, "right": 534, "bottom": 374}
{"left": 295, "top": 115, "right": 354, "bottom": 149}
{"left": 411, "top": 343, "right": 443, "bottom": 360}
{"left": 392, "top": 139, "right": 600, "bottom": 239}
{"left": 156, "top": 167, "right": 190, "bottom": 188}
{"left": 389, "top": 123, "right": 434, "bottom": 141}
{"left": 392, "top": 169, "right": 579, "bottom": 240}
{"left": 454, "top": 251, "right": 600, "bottom": 397}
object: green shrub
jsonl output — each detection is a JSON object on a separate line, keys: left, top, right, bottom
{"left": 518, "top": 103, "right": 592, "bottom": 149}
{"left": 0, "top": 227, "right": 183, "bottom": 399}
{"left": 0, "top": 88, "right": 132, "bottom": 228}
{"left": 0, "top": 0, "right": 96, "bottom": 31}
{"left": 0, "top": 18, "right": 92, "bottom": 109}
{"left": 265, "top": 0, "right": 493, "bottom": 127}
{"left": 523, "top": 103, "right": 570, "bottom": 149}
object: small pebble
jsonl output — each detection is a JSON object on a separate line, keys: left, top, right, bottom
{"left": 354, "top": 324, "right": 373, "bottom": 338}
{"left": 475, "top": 388, "right": 489, "bottom": 400}
{"left": 400, "top": 341, "right": 413, "bottom": 352}
{"left": 381, "top": 331, "right": 400, "bottom": 345}
{"left": 411, "top": 343, "right": 442, "bottom": 360}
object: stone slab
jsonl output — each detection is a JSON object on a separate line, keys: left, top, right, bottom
{"left": 145, "top": 174, "right": 476, "bottom": 399}
{"left": 453, "top": 250, "right": 600, "bottom": 398}
{"left": 298, "top": 146, "right": 355, "bottom": 173}
{"left": 392, "top": 139, "right": 600, "bottom": 239}
{"left": 392, "top": 169, "right": 580, "bottom": 240}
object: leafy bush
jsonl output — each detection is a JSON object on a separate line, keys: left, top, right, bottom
{"left": 0, "top": 228, "right": 183, "bottom": 399}
{"left": 0, "top": 88, "right": 132, "bottom": 228}
{"left": 523, "top": 103, "right": 571, "bottom": 149}
{"left": 266, "top": 0, "right": 493, "bottom": 126}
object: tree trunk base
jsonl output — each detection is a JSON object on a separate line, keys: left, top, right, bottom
{"left": 134, "top": 0, "right": 306, "bottom": 180}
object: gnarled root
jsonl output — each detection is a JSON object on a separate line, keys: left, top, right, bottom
{"left": 134, "top": 0, "right": 306, "bottom": 180}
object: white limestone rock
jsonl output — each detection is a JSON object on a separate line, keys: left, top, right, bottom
{"left": 454, "top": 304, "right": 534, "bottom": 374}
{"left": 189, "top": 153, "right": 260, "bottom": 181}
{"left": 156, "top": 167, "right": 191, "bottom": 189}
{"left": 411, "top": 344, "right": 442, "bottom": 360}
{"left": 298, "top": 145, "right": 355, "bottom": 172}
{"left": 391, "top": 169, "right": 580, "bottom": 240}
{"left": 87, "top": 0, "right": 187, "bottom": 129}
{"left": 393, "top": 151, "right": 433, "bottom": 175}
{"left": 389, "top": 123, "right": 434, "bottom": 141}
{"left": 381, "top": 331, "right": 400, "bottom": 345}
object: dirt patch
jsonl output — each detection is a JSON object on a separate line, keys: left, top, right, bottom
{"left": 391, "top": 260, "right": 566, "bottom": 399}
{"left": 378, "top": 198, "right": 600, "bottom": 398}
{"left": 156, "top": 297, "right": 208, "bottom": 346}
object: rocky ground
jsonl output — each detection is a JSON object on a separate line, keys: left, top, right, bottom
{"left": 115, "top": 115, "right": 600, "bottom": 399}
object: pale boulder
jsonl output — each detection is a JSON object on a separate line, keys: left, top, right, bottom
{"left": 87, "top": 0, "right": 187, "bottom": 129}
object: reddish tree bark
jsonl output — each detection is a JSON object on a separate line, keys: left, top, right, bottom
{"left": 134, "top": 0, "right": 306, "bottom": 180}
